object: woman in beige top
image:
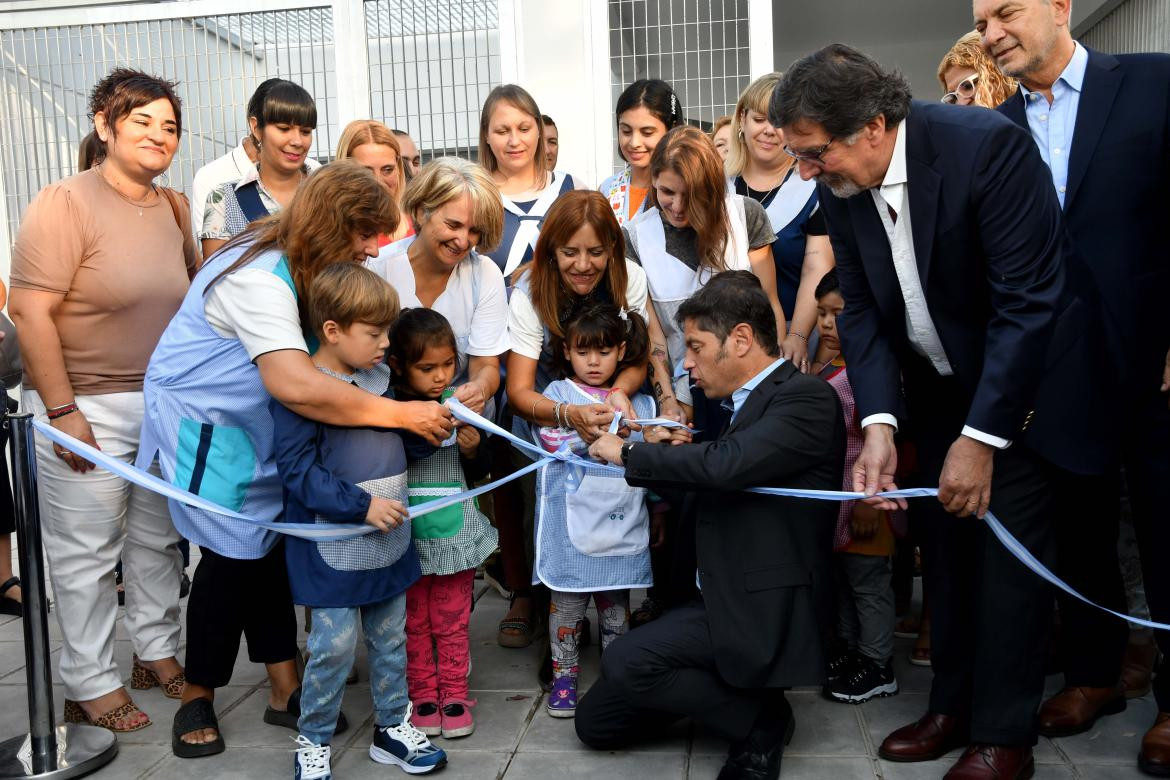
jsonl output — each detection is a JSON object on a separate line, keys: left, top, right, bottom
{"left": 9, "top": 68, "right": 195, "bottom": 733}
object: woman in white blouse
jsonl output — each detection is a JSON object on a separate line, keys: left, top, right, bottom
{"left": 368, "top": 157, "right": 507, "bottom": 413}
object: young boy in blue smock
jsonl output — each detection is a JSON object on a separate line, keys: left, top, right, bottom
{"left": 270, "top": 263, "right": 447, "bottom": 779}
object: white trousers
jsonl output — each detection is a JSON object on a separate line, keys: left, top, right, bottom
{"left": 24, "top": 390, "right": 182, "bottom": 700}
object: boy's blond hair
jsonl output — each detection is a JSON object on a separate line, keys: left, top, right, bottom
{"left": 308, "top": 262, "right": 400, "bottom": 336}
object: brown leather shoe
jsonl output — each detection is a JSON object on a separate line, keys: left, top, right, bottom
{"left": 878, "top": 712, "right": 968, "bottom": 762}
{"left": 1124, "top": 641, "right": 1161, "bottom": 699}
{"left": 1038, "top": 684, "right": 1126, "bottom": 737}
{"left": 1140, "top": 712, "right": 1170, "bottom": 777}
{"left": 943, "top": 744, "right": 1034, "bottom": 779}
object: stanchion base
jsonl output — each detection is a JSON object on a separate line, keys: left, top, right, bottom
{"left": 0, "top": 725, "right": 117, "bottom": 779}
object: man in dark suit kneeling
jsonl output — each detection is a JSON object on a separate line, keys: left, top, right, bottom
{"left": 577, "top": 271, "right": 845, "bottom": 780}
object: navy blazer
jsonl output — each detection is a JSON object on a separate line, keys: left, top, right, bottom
{"left": 999, "top": 48, "right": 1170, "bottom": 387}
{"left": 818, "top": 101, "right": 1109, "bottom": 476}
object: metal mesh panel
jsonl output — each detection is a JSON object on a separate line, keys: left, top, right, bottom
{"left": 608, "top": 0, "right": 751, "bottom": 165}
{"left": 365, "top": 0, "right": 500, "bottom": 162}
{"left": 0, "top": 6, "right": 337, "bottom": 242}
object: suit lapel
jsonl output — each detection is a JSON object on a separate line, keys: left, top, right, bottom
{"left": 725, "top": 361, "right": 796, "bottom": 435}
{"left": 905, "top": 112, "right": 942, "bottom": 285}
{"left": 1066, "top": 49, "right": 1121, "bottom": 210}
{"left": 1000, "top": 89, "right": 1027, "bottom": 127}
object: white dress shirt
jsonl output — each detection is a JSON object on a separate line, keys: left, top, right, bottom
{"left": 859, "top": 121, "right": 1011, "bottom": 450}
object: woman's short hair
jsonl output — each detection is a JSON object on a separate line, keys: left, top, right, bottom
{"left": 401, "top": 157, "right": 504, "bottom": 253}
{"left": 725, "top": 73, "right": 782, "bottom": 177}
{"left": 478, "top": 84, "right": 547, "bottom": 189}
{"left": 937, "top": 31, "right": 1019, "bottom": 108}
{"left": 676, "top": 270, "right": 780, "bottom": 357}
{"left": 249, "top": 79, "right": 316, "bottom": 138}
{"left": 648, "top": 125, "right": 731, "bottom": 274}
{"left": 771, "top": 44, "right": 912, "bottom": 139}
{"left": 335, "top": 119, "right": 405, "bottom": 194}
{"left": 210, "top": 161, "right": 397, "bottom": 327}
{"left": 308, "top": 262, "right": 400, "bottom": 336}
{"left": 88, "top": 68, "right": 183, "bottom": 148}
{"left": 517, "top": 190, "right": 629, "bottom": 342}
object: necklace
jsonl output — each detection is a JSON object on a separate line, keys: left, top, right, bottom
{"left": 745, "top": 159, "right": 795, "bottom": 203}
{"left": 96, "top": 163, "right": 158, "bottom": 216}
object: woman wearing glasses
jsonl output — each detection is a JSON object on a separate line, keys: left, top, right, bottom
{"left": 726, "top": 73, "right": 836, "bottom": 372}
{"left": 937, "top": 31, "right": 1018, "bottom": 107}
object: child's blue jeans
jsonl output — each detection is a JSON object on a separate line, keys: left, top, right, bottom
{"left": 299, "top": 593, "right": 408, "bottom": 745}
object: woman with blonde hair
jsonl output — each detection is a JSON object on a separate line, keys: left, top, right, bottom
{"left": 626, "top": 124, "right": 783, "bottom": 422}
{"left": 937, "top": 30, "right": 1018, "bottom": 107}
{"left": 139, "top": 161, "right": 454, "bottom": 758}
{"left": 726, "top": 73, "right": 835, "bottom": 372}
{"left": 336, "top": 119, "right": 413, "bottom": 244}
{"left": 477, "top": 84, "right": 584, "bottom": 278}
{"left": 367, "top": 157, "right": 507, "bottom": 415}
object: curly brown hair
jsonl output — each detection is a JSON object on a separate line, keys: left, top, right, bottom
{"left": 937, "top": 31, "right": 1018, "bottom": 108}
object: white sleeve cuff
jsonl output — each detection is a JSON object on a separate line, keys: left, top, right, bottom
{"left": 961, "top": 426, "right": 1012, "bottom": 449}
{"left": 860, "top": 413, "right": 899, "bottom": 431}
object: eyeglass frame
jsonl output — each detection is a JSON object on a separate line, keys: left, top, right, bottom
{"left": 782, "top": 136, "right": 837, "bottom": 165}
{"left": 941, "top": 73, "right": 980, "bottom": 105}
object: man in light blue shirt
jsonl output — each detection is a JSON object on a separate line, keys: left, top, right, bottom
{"left": 1018, "top": 40, "right": 1087, "bottom": 207}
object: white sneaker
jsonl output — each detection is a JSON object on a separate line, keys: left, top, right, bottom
{"left": 293, "top": 735, "right": 331, "bottom": 780}
{"left": 369, "top": 702, "right": 448, "bottom": 775}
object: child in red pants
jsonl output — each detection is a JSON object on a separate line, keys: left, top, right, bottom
{"left": 389, "top": 309, "right": 498, "bottom": 739}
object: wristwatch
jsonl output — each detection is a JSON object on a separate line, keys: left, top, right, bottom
{"left": 620, "top": 441, "right": 635, "bottom": 466}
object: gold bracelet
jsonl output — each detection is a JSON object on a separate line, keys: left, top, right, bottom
{"left": 531, "top": 398, "right": 541, "bottom": 423}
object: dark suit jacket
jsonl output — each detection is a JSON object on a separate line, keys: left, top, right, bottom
{"left": 818, "top": 101, "right": 1109, "bottom": 476}
{"left": 999, "top": 48, "right": 1170, "bottom": 392}
{"left": 625, "top": 360, "right": 844, "bottom": 689}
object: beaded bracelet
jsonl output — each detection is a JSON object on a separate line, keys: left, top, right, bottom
{"left": 789, "top": 332, "right": 808, "bottom": 342}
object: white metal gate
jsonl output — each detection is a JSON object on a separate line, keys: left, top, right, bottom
{"left": 0, "top": 0, "right": 772, "bottom": 276}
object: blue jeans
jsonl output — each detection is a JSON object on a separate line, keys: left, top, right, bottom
{"left": 299, "top": 594, "right": 408, "bottom": 744}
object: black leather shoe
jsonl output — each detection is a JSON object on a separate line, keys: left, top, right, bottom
{"left": 717, "top": 701, "right": 796, "bottom": 780}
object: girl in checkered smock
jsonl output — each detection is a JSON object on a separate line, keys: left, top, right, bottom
{"left": 387, "top": 308, "right": 499, "bottom": 741}
{"left": 534, "top": 303, "right": 654, "bottom": 719}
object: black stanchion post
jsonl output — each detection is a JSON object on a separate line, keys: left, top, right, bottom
{"left": 0, "top": 413, "right": 117, "bottom": 778}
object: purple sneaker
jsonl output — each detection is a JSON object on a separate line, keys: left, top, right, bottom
{"left": 546, "top": 675, "right": 577, "bottom": 718}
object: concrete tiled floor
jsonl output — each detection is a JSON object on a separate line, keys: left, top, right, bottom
{"left": 0, "top": 573, "right": 1155, "bottom": 779}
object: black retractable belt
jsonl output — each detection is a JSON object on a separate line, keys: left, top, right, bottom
{"left": 0, "top": 411, "right": 117, "bottom": 778}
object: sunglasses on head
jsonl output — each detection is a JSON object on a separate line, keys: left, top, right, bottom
{"left": 942, "top": 74, "right": 980, "bottom": 104}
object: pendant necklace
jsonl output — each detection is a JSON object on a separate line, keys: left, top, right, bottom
{"left": 97, "top": 163, "right": 157, "bottom": 216}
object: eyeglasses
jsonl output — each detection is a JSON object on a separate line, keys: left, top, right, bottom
{"left": 783, "top": 137, "right": 836, "bottom": 165}
{"left": 941, "top": 74, "right": 980, "bottom": 104}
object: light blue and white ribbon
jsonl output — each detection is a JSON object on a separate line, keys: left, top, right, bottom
{"left": 30, "top": 404, "right": 1170, "bottom": 631}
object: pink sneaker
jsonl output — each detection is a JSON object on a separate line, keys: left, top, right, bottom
{"left": 440, "top": 697, "right": 476, "bottom": 739}
{"left": 411, "top": 699, "right": 442, "bottom": 736}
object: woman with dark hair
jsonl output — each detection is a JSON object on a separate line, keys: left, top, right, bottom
{"left": 477, "top": 84, "right": 585, "bottom": 279}
{"left": 200, "top": 79, "right": 316, "bottom": 259}
{"left": 139, "top": 162, "right": 453, "bottom": 758}
{"left": 9, "top": 67, "right": 197, "bottom": 733}
{"left": 626, "top": 125, "right": 782, "bottom": 423}
{"left": 599, "top": 79, "right": 684, "bottom": 225}
{"left": 726, "top": 73, "right": 836, "bottom": 372}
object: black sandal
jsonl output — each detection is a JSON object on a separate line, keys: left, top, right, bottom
{"left": 262, "top": 687, "right": 348, "bottom": 735}
{"left": 0, "top": 577, "right": 21, "bottom": 617}
{"left": 172, "top": 697, "right": 225, "bottom": 759}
